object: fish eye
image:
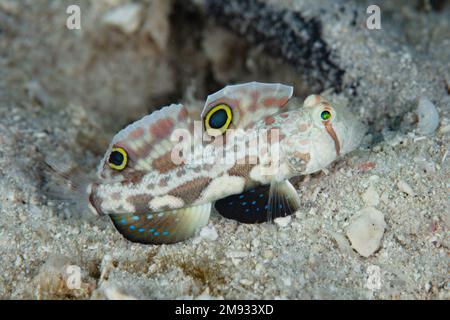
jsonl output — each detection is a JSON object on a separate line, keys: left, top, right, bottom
{"left": 204, "top": 103, "right": 233, "bottom": 135}
{"left": 108, "top": 147, "right": 128, "bottom": 171}
{"left": 320, "top": 110, "right": 332, "bottom": 121}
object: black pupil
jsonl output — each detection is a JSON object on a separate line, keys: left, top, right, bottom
{"left": 109, "top": 151, "right": 124, "bottom": 166}
{"left": 209, "top": 109, "right": 228, "bottom": 129}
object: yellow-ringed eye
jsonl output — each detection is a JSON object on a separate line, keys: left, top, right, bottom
{"left": 204, "top": 103, "right": 233, "bottom": 136}
{"left": 108, "top": 147, "right": 128, "bottom": 171}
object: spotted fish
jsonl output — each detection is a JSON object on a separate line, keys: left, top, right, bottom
{"left": 86, "top": 82, "right": 365, "bottom": 244}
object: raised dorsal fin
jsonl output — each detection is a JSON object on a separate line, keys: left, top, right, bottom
{"left": 201, "top": 82, "right": 293, "bottom": 132}
{"left": 98, "top": 103, "right": 196, "bottom": 178}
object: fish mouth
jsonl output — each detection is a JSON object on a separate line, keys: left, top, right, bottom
{"left": 87, "top": 183, "right": 102, "bottom": 216}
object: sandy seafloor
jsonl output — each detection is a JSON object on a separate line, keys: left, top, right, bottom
{"left": 0, "top": 0, "right": 448, "bottom": 299}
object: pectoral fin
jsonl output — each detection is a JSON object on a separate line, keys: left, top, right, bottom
{"left": 214, "top": 180, "right": 300, "bottom": 224}
{"left": 109, "top": 203, "right": 211, "bottom": 245}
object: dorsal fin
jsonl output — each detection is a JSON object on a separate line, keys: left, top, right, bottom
{"left": 201, "top": 82, "right": 293, "bottom": 131}
{"left": 98, "top": 104, "right": 195, "bottom": 177}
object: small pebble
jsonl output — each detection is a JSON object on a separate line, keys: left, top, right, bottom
{"left": 362, "top": 185, "right": 380, "bottom": 207}
{"left": 416, "top": 97, "right": 439, "bottom": 135}
{"left": 102, "top": 3, "right": 143, "bottom": 34}
{"left": 239, "top": 279, "right": 253, "bottom": 286}
{"left": 397, "top": 180, "right": 415, "bottom": 196}
{"left": 346, "top": 207, "right": 386, "bottom": 257}
{"left": 199, "top": 225, "right": 218, "bottom": 241}
{"left": 274, "top": 216, "right": 291, "bottom": 227}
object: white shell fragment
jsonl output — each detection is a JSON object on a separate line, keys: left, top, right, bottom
{"left": 102, "top": 3, "right": 143, "bottom": 34}
{"left": 346, "top": 207, "right": 386, "bottom": 257}
{"left": 199, "top": 225, "right": 218, "bottom": 241}
{"left": 397, "top": 180, "right": 415, "bottom": 196}
{"left": 274, "top": 216, "right": 292, "bottom": 227}
{"left": 416, "top": 97, "right": 439, "bottom": 135}
{"left": 362, "top": 185, "right": 380, "bottom": 207}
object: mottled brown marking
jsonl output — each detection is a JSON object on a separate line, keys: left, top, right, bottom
{"left": 202, "top": 163, "right": 214, "bottom": 171}
{"left": 121, "top": 171, "right": 145, "bottom": 185}
{"left": 248, "top": 90, "right": 261, "bottom": 112}
{"left": 168, "top": 177, "right": 212, "bottom": 204}
{"left": 265, "top": 116, "right": 275, "bottom": 125}
{"left": 127, "top": 127, "right": 145, "bottom": 139}
{"left": 177, "top": 107, "right": 188, "bottom": 121}
{"left": 126, "top": 194, "right": 153, "bottom": 213}
{"left": 228, "top": 156, "right": 257, "bottom": 187}
{"left": 294, "top": 151, "right": 311, "bottom": 163}
{"left": 193, "top": 166, "right": 202, "bottom": 173}
{"left": 280, "top": 113, "right": 289, "bottom": 118}
{"left": 292, "top": 151, "right": 311, "bottom": 172}
{"left": 158, "top": 177, "right": 169, "bottom": 187}
{"left": 150, "top": 118, "right": 175, "bottom": 139}
{"left": 298, "top": 123, "right": 308, "bottom": 132}
{"left": 176, "top": 168, "right": 186, "bottom": 177}
{"left": 152, "top": 151, "right": 179, "bottom": 173}
{"left": 262, "top": 96, "right": 290, "bottom": 108}
{"left": 299, "top": 139, "right": 309, "bottom": 145}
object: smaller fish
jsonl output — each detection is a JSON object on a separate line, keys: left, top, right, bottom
{"left": 46, "top": 82, "right": 366, "bottom": 245}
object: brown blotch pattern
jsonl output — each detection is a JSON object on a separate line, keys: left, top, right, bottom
{"left": 264, "top": 116, "right": 275, "bottom": 125}
{"left": 152, "top": 151, "right": 180, "bottom": 173}
{"left": 168, "top": 177, "right": 212, "bottom": 204}
{"left": 158, "top": 177, "right": 170, "bottom": 187}
{"left": 126, "top": 194, "right": 153, "bottom": 213}
{"left": 150, "top": 118, "right": 175, "bottom": 139}
{"left": 228, "top": 156, "right": 257, "bottom": 188}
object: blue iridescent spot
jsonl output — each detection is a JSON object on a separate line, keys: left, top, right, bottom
{"left": 132, "top": 215, "right": 139, "bottom": 221}
{"left": 242, "top": 202, "right": 247, "bottom": 206}
{"left": 259, "top": 194, "right": 264, "bottom": 198}
{"left": 279, "top": 204, "right": 283, "bottom": 209}
{"left": 162, "top": 231, "right": 169, "bottom": 236}
{"left": 239, "top": 195, "right": 245, "bottom": 199}
{"left": 245, "top": 208, "right": 250, "bottom": 213}
{"left": 147, "top": 214, "right": 153, "bottom": 219}
{"left": 130, "top": 225, "right": 136, "bottom": 230}
{"left": 158, "top": 213, "right": 164, "bottom": 217}
{"left": 154, "top": 232, "right": 160, "bottom": 236}
{"left": 264, "top": 205, "right": 269, "bottom": 209}
{"left": 251, "top": 201, "right": 256, "bottom": 205}
{"left": 256, "top": 208, "right": 260, "bottom": 212}
{"left": 138, "top": 228, "right": 145, "bottom": 233}
{"left": 149, "top": 228, "right": 155, "bottom": 233}
{"left": 121, "top": 219, "right": 127, "bottom": 225}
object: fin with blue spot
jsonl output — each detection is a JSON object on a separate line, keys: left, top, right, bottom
{"left": 109, "top": 203, "right": 211, "bottom": 245}
{"left": 214, "top": 180, "right": 300, "bottom": 224}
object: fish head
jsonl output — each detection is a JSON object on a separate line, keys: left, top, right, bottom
{"left": 86, "top": 122, "right": 157, "bottom": 216}
{"left": 283, "top": 94, "right": 366, "bottom": 174}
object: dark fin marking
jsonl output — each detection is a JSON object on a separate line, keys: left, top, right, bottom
{"left": 109, "top": 203, "right": 211, "bottom": 245}
{"left": 214, "top": 180, "right": 300, "bottom": 224}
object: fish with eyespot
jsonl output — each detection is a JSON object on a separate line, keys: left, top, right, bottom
{"left": 46, "top": 82, "right": 366, "bottom": 244}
